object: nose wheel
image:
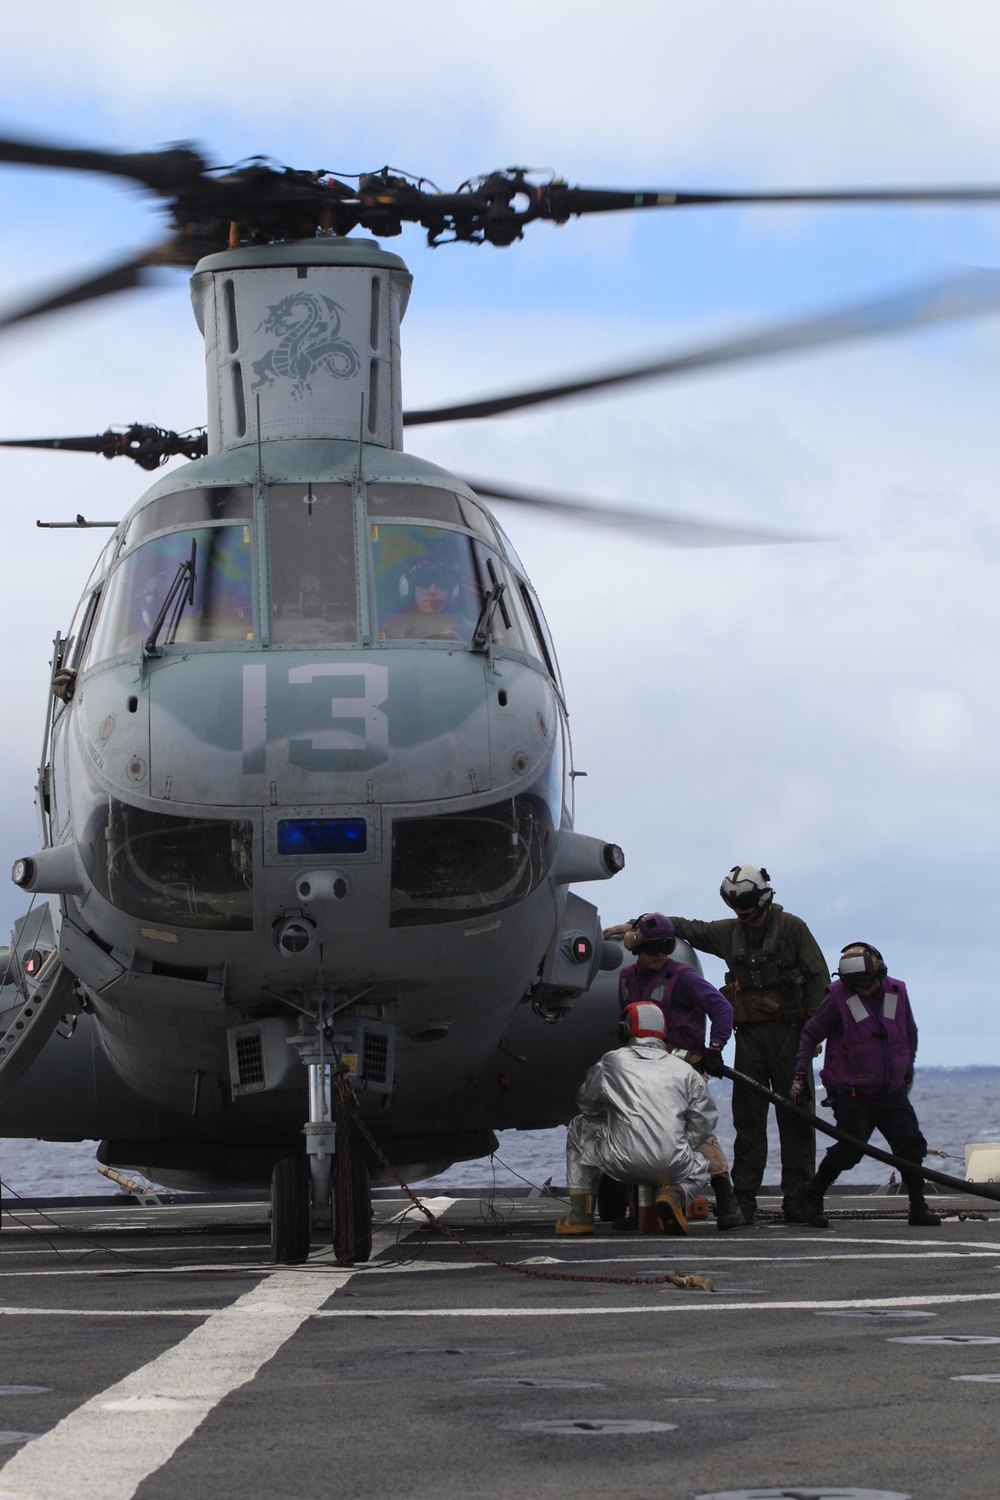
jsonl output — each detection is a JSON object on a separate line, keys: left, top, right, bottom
{"left": 334, "top": 1155, "right": 373, "bottom": 1263}
{"left": 270, "top": 1156, "right": 312, "bottom": 1264}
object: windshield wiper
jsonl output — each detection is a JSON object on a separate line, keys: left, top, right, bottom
{"left": 471, "top": 580, "right": 505, "bottom": 652}
{"left": 143, "top": 539, "right": 197, "bottom": 656}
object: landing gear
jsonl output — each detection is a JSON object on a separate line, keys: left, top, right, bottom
{"left": 334, "top": 1155, "right": 372, "bottom": 1263}
{"left": 271, "top": 1156, "right": 311, "bottom": 1264}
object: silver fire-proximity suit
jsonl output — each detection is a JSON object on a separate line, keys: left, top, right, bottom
{"left": 565, "top": 1037, "right": 717, "bottom": 1205}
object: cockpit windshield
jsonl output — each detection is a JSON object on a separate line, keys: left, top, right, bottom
{"left": 268, "top": 484, "right": 357, "bottom": 644}
{"left": 372, "top": 523, "right": 534, "bottom": 653}
{"left": 84, "top": 524, "right": 254, "bottom": 664}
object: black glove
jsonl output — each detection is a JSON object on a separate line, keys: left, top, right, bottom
{"left": 701, "top": 1047, "right": 726, "bottom": 1078}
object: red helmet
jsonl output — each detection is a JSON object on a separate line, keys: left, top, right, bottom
{"left": 617, "top": 1001, "right": 667, "bottom": 1044}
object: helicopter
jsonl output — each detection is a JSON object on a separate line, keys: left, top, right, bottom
{"left": 2, "top": 135, "right": 1000, "bottom": 1263}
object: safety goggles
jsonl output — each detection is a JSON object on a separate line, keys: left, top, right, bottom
{"left": 408, "top": 560, "right": 460, "bottom": 590}
{"left": 637, "top": 939, "right": 674, "bottom": 956}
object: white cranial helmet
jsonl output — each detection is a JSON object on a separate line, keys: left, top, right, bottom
{"left": 720, "top": 864, "right": 774, "bottom": 914}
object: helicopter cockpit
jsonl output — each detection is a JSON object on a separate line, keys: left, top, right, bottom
{"left": 82, "top": 486, "right": 255, "bottom": 661}
{"left": 72, "top": 478, "right": 563, "bottom": 684}
{"left": 368, "top": 484, "right": 537, "bottom": 653}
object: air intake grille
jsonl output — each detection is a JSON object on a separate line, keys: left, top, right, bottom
{"left": 363, "top": 1029, "right": 389, "bottom": 1085}
{"left": 234, "top": 1030, "right": 265, "bottom": 1089}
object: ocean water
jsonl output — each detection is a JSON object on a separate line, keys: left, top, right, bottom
{"left": 1, "top": 1067, "right": 997, "bottom": 1200}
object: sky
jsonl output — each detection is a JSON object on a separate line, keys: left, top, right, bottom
{"left": 3, "top": 2, "right": 1000, "bottom": 1063}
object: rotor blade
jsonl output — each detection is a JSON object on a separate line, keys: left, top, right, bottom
{"left": 0, "top": 134, "right": 207, "bottom": 190}
{"left": 0, "top": 424, "right": 207, "bottom": 469}
{"left": 0, "top": 435, "right": 118, "bottom": 455}
{"left": 461, "top": 477, "right": 818, "bottom": 548}
{"left": 404, "top": 267, "right": 1000, "bottom": 426}
{"left": 0, "top": 250, "right": 176, "bottom": 334}
{"left": 547, "top": 183, "right": 1000, "bottom": 217}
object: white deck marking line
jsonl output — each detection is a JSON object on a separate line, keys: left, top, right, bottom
{"left": 311, "top": 1289, "right": 1000, "bottom": 1318}
{"left": 384, "top": 1196, "right": 457, "bottom": 1224}
{"left": 0, "top": 1244, "right": 264, "bottom": 1257}
{"left": 0, "top": 1307, "right": 221, "bottom": 1318}
{"left": 0, "top": 1272, "right": 340, "bottom": 1500}
{"left": 467, "top": 1234, "right": 1000, "bottom": 1251}
{"left": 0, "top": 1231, "right": 390, "bottom": 1500}
{"left": 1, "top": 1286, "right": 998, "bottom": 1323}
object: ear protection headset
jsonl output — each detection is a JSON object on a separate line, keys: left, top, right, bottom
{"left": 621, "top": 913, "right": 676, "bottom": 954}
{"left": 399, "top": 558, "right": 462, "bottom": 600}
{"left": 617, "top": 1001, "right": 667, "bottom": 1044}
{"left": 838, "top": 941, "right": 888, "bottom": 985}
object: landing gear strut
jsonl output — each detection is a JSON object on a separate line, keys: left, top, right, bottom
{"left": 271, "top": 1006, "right": 377, "bottom": 1265}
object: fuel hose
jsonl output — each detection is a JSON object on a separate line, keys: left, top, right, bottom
{"left": 720, "top": 1063, "right": 1000, "bottom": 1205}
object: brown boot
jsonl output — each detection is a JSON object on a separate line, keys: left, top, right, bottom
{"left": 655, "top": 1183, "right": 689, "bottom": 1235}
{"left": 555, "top": 1191, "right": 595, "bottom": 1235}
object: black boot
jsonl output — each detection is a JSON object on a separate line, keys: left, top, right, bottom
{"left": 908, "top": 1193, "right": 942, "bottom": 1227}
{"left": 735, "top": 1194, "right": 757, "bottom": 1226}
{"left": 710, "top": 1174, "right": 744, "bottom": 1231}
{"left": 597, "top": 1174, "right": 631, "bottom": 1223}
{"left": 784, "top": 1162, "right": 837, "bottom": 1227}
{"left": 608, "top": 1181, "right": 638, "bottom": 1232}
{"left": 783, "top": 1182, "right": 829, "bottom": 1228}
{"left": 784, "top": 1159, "right": 837, "bottom": 1228}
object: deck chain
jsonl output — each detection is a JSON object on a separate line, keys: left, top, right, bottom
{"left": 331, "top": 1073, "right": 713, "bottom": 1293}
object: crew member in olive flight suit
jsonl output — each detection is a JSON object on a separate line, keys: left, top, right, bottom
{"left": 668, "top": 865, "right": 830, "bottom": 1225}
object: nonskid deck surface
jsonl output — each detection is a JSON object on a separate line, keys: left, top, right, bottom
{"left": 0, "top": 1191, "right": 998, "bottom": 1500}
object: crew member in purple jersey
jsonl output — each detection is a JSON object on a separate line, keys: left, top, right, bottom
{"left": 602, "top": 912, "right": 743, "bottom": 1230}
{"left": 786, "top": 941, "right": 941, "bottom": 1229}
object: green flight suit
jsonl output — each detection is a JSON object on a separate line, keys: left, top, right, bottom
{"left": 670, "top": 905, "right": 830, "bottom": 1218}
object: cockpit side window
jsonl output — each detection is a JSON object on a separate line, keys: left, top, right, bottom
{"left": 518, "top": 582, "right": 564, "bottom": 693}
{"left": 366, "top": 483, "right": 498, "bottom": 544}
{"left": 267, "top": 484, "right": 357, "bottom": 645}
{"left": 83, "top": 524, "right": 254, "bottom": 665}
{"left": 65, "top": 589, "right": 103, "bottom": 672}
{"left": 123, "top": 486, "right": 252, "bottom": 551}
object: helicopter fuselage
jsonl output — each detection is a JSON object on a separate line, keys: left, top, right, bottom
{"left": 23, "top": 439, "right": 621, "bottom": 1180}
{"left": 4, "top": 239, "right": 625, "bottom": 1187}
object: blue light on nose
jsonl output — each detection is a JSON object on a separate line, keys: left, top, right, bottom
{"left": 277, "top": 819, "right": 368, "bottom": 855}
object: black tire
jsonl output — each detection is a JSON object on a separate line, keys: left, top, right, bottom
{"left": 596, "top": 1174, "right": 630, "bottom": 1222}
{"left": 271, "top": 1156, "right": 311, "bottom": 1264}
{"left": 334, "top": 1155, "right": 372, "bottom": 1263}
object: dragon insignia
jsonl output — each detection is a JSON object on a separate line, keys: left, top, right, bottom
{"left": 251, "top": 293, "right": 361, "bottom": 399}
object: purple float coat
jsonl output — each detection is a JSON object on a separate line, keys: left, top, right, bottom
{"left": 619, "top": 959, "right": 734, "bottom": 1055}
{"left": 795, "top": 975, "right": 917, "bottom": 1097}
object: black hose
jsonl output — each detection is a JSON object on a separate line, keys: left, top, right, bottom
{"left": 720, "top": 1062, "right": 1000, "bottom": 1205}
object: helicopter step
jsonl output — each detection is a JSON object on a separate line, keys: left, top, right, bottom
{"left": 0, "top": 954, "right": 78, "bottom": 1101}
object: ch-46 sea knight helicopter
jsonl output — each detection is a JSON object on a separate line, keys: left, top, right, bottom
{"left": 2, "top": 135, "right": 1000, "bottom": 1262}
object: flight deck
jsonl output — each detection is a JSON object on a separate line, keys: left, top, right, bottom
{"left": 0, "top": 1188, "right": 998, "bottom": 1500}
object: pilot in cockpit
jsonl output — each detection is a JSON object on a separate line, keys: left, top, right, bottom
{"left": 380, "top": 549, "right": 474, "bottom": 641}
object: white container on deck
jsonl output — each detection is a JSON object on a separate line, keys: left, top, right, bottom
{"left": 965, "top": 1143, "right": 1000, "bottom": 1183}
